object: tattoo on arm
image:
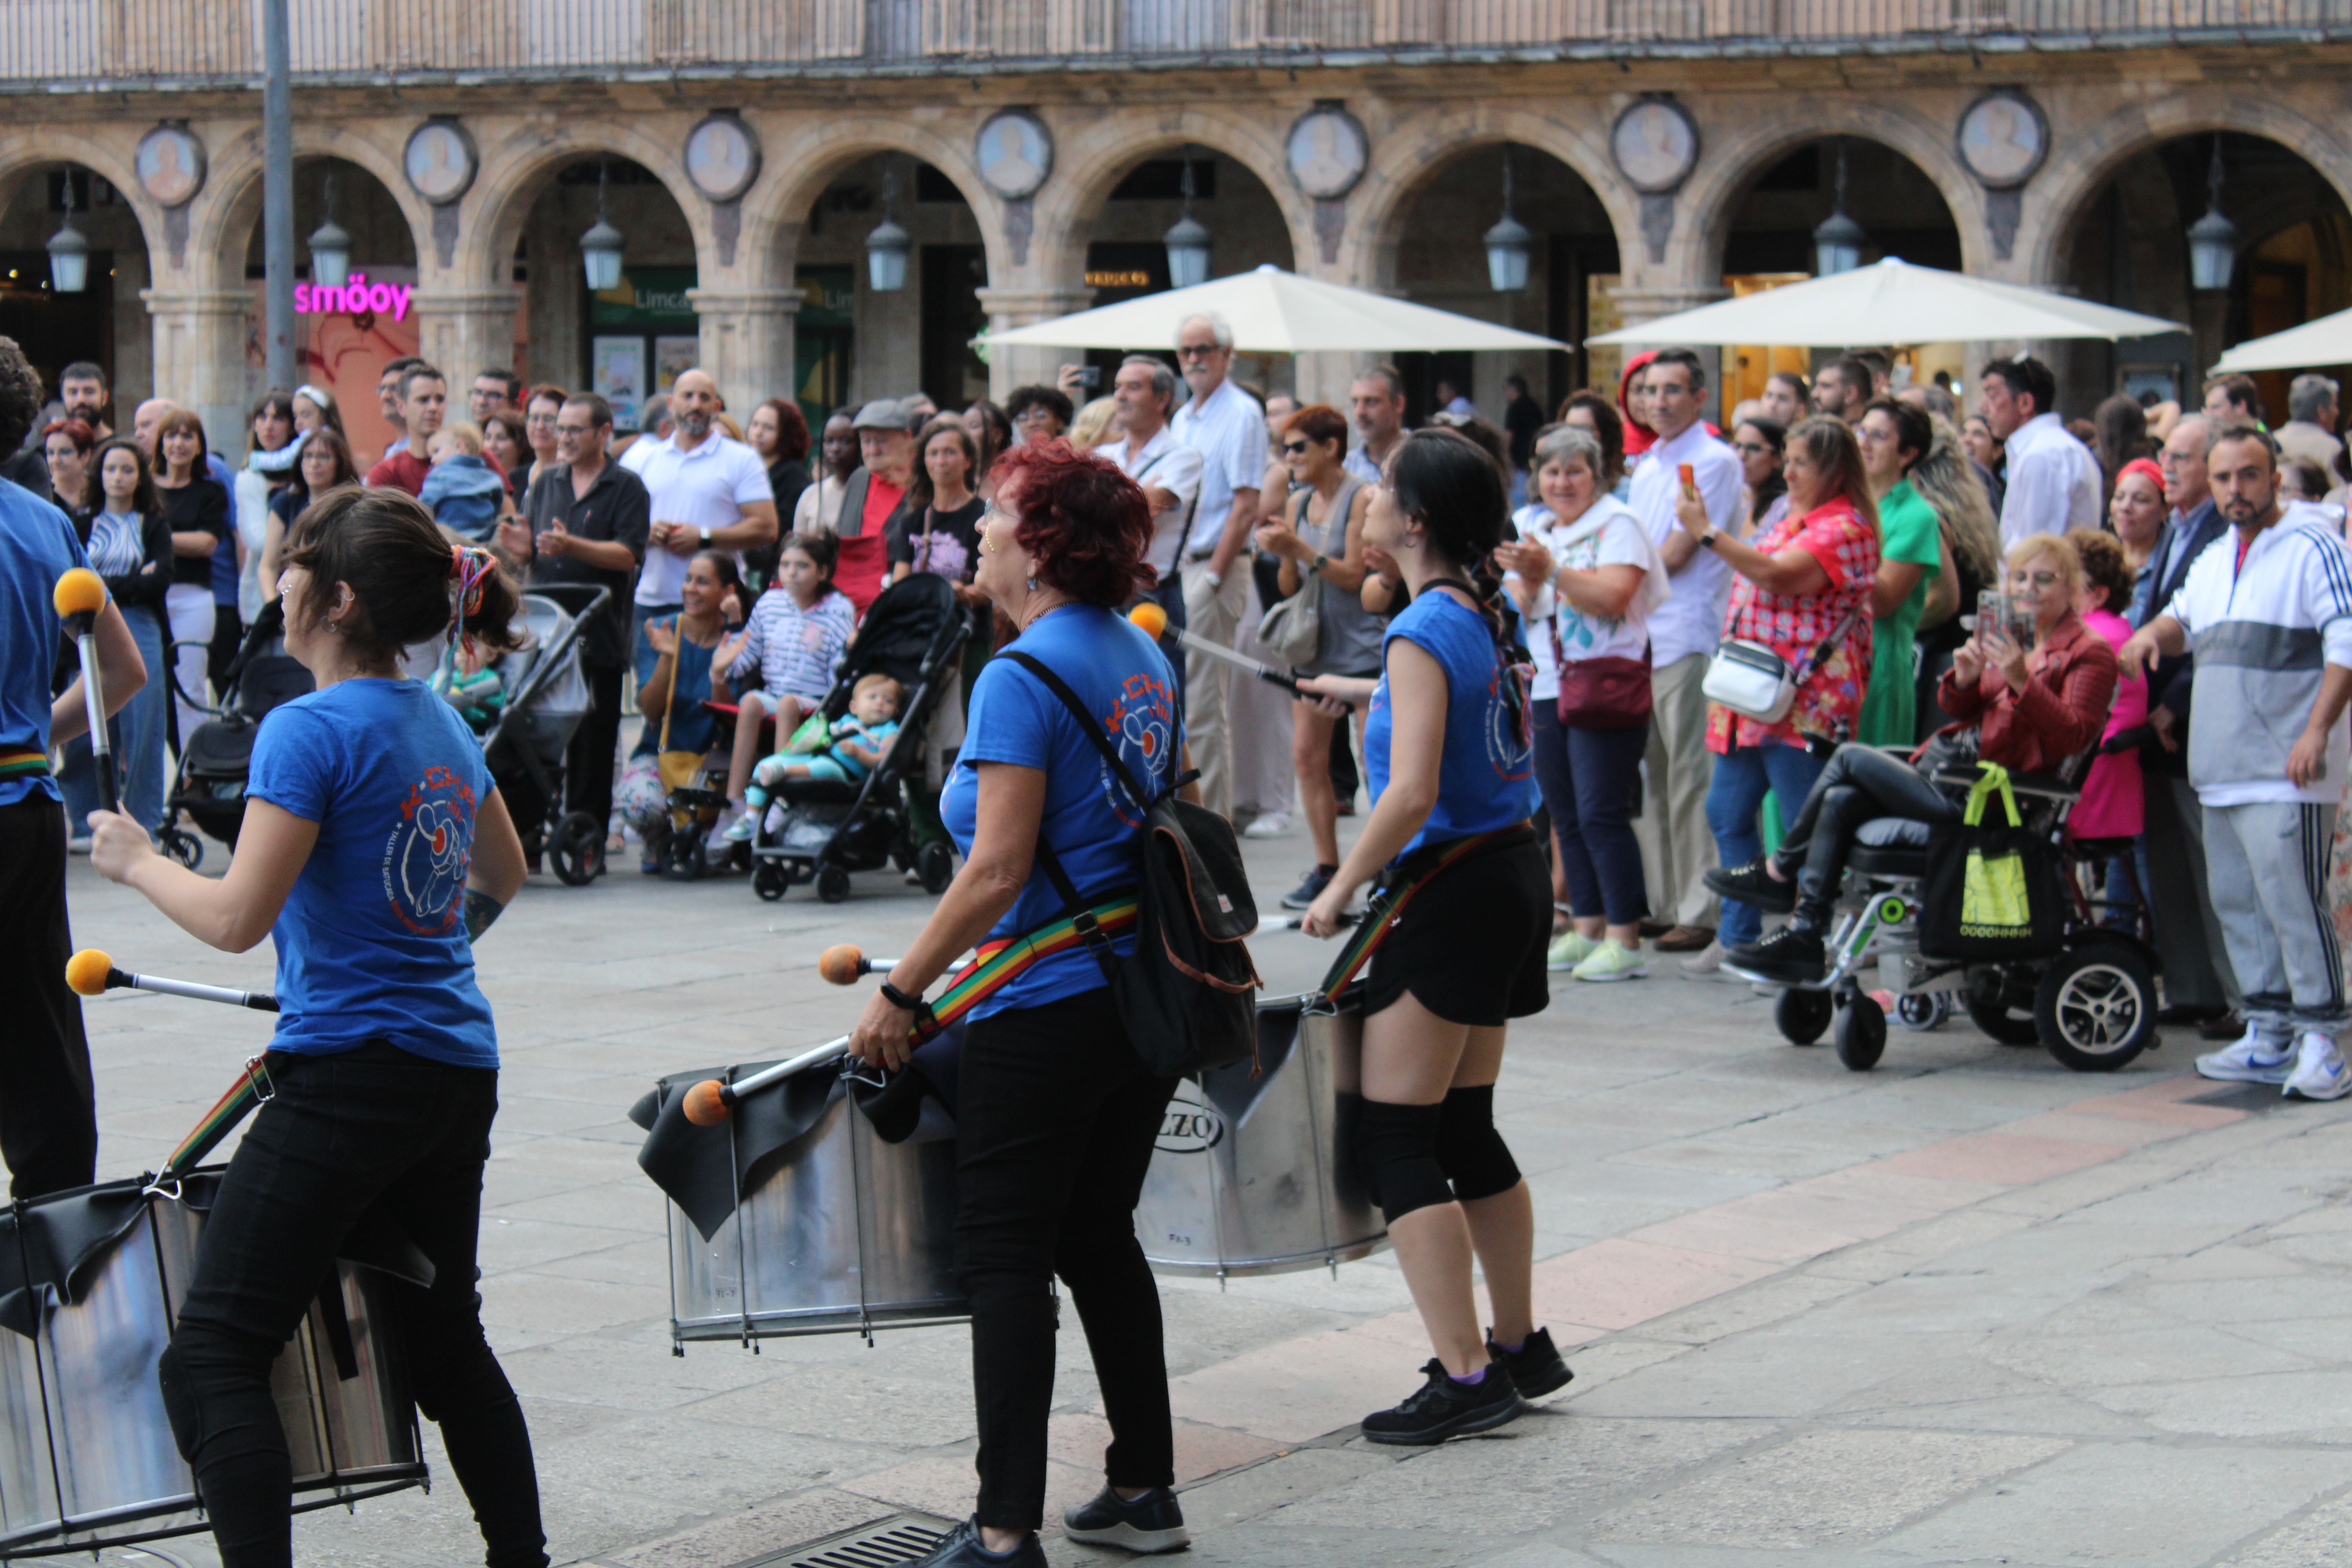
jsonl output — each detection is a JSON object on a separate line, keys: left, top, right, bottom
{"left": 464, "top": 889, "right": 506, "bottom": 942}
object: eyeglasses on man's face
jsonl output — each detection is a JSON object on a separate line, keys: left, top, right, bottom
{"left": 1176, "top": 343, "right": 1220, "bottom": 361}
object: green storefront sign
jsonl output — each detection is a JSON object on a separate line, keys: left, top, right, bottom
{"left": 588, "top": 265, "right": 852, "bottom": 430}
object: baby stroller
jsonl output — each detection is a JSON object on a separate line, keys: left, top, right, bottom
{"left": 476, "top": 583, "right": 610, "bottom": 886}
{"left": 159, "top": 601, "right": 314, "bottom": 869}
{"left": 747, "top": 571, "right": 969, "bottom": 904}
{"left": 1730, "top": 751, "right": 2162, "bottom": 1075}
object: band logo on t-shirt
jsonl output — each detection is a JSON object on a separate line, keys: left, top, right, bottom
{"left": 387, "top": 764, "right": 478, "bottom": 936}
{"left": 1101, "top": 670, "right": 1175, "bottom": 828}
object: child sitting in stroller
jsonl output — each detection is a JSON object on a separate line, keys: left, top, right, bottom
{"left": 731, "top": 673, "right": 902, "bottom": 842}
{"left": 715, "top": 532, "right": 858, "bottom": 838}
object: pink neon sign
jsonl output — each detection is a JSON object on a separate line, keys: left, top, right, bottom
{"left": 293, "top": 274, "right": 414, "bottom": 321}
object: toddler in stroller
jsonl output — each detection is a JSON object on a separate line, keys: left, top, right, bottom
{"left": 728, "top": 673, "right": 902, "bottom": 843}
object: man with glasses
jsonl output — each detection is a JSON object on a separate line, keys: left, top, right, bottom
{"left": 470, "top": 368, "right": 521, "bottom": 425}
{"left": 1101, "top": 356, "right": 1201, "bottom": 705}
{"left": 2138, "top": 413, "right": 2244, "bottom": 1036}
{"left": 1169, "top": 312, "right": 1265, "bottom": 822}
{"left": 502, "top": 392, "right": 651, "bottom": 861}
{"left": 1005, "top": 385, "right": 1073, "bottom": 445}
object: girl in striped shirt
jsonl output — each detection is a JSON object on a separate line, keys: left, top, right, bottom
{"left": 716, "top": 532, "right": 857, "bottom": 820}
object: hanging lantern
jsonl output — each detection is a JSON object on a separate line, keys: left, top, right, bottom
{"left": 1484, "top": 147, "right": 1533, "bottom": 293}
{"left": 2187, "top": 134, "right": 2239, "bottom": 293}
{"left": 1163, "top": 150, "right": 1212, "bottom": 291}
{"left": 1811, "top": 138, "right": 1866, "bottom": 278}
{"left": 305, "top": 170, "right": 351, "bottom": 290}
{"left": 46, "top": 175, "right": 88, "bottom": 294}
{"left": 865, "top": 162, "right": 910, "bottom": 294}
{"left": 580, "top": 158, "right": 626, "bottom": 293}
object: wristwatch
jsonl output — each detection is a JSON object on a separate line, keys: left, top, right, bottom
{"left": 1697, "top": 528, "right": 1720, "bottom": 551}
{"left": 1312, "top": 552, "right": 1330, "bottom": 574}
{"left": 698, "top": 526, "right": 713, "bottom": 547}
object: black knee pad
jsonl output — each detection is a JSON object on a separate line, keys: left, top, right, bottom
{"left": 1434, "top": 1085, "right": 1521, "bottom": 1203}
{"left": 1353, "top": 1099, "right": 1452, "bottom": 1223}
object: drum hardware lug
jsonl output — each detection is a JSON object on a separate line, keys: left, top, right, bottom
{"left": 244, "top": 1053, "right": 276, "bottom": 1103}
{"left": 140, "top": 1171, "right": 184, "bottom": 1203}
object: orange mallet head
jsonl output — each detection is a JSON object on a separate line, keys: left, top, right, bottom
{"left": 1128, "top": 601, "right": 1169, "bottom": 641}
{"left": 817, "top": 944, "right": 866, "bottom": 986}
{"left": 65, "top": 948, "right": 115, "bottom": 997}
{"left": 681, "top": 1079, "right": 733, "bottom": 1126}
{"left": 53, "top": 568, "right": 106, "bottom": 620}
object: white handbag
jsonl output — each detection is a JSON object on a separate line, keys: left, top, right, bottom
{"left": 1701, "top": 602, "right": 1865, "bottom": 724}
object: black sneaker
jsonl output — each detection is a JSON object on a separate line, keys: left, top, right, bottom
{"left": 907, "top": 1517, "right": 1047, "bottom": 1567}
{"left": 1282, "top": 865, "right": 1336, "bottom": 910}
{"left": 1062, "top": 1485, "right": 1191, "bottom": 1554}
{"left": 1724, "top": 925, "right": 1828, "bottom": 984}
{"left": 1360, "top": 1358, "right": 1526, "bottom": 1446}
{"left": 1486, "top": 1326, "right": 1573, "bottom": 1399}
{"left": 1705, "top": 858, "right": 1797, "bottom": 913}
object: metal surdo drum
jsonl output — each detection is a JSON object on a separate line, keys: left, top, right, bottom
{"left": 0, "top": 1172, "right": 424, "bottom": 1556}
{"left": 1135, "top": 995, "right": 1388, "bottom": 1278}
{"left": 654, "top": 1061, "right": 966, "bottom": 1344}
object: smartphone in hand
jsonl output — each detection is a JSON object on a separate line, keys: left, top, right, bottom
{"left": 1677, "top": 462, "right": 1696, "bottom": 498}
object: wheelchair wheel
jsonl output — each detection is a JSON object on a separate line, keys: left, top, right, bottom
{"left": 1775, "top": 988, "right": 1834, "bottom": 1046}
{"left": 917, "top": 839, "right": 955, "bottom": 895}
{"left": 159, "top": 826, "right": 204, "bottom": 871}
{"left": 548, "top": 811, "right": 605, "bottom": 886}
{"left": 1964, "top": 971, "right": 2043, "bottom": 1046}
{"left": 2036, "top": 940, "right": 2156, "bottom": 1072}
{"left": 817, "top": 865, "right": 853, "bottom": 904}
{"left": 1895, "top": 992, "right": 1950, "bottom": 1032}
{"left": 1835, "top": 992, "right": 1887, "bottom": 1071}
{"left": 753, "top": 860, "right": 791, "bottom": 902}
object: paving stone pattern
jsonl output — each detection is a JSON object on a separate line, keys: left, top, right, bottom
{"left": 42, "top": 824, "right": 2352, "bottom": 1568}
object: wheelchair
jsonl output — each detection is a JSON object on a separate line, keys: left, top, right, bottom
{"left": 1729, "top": 761, "right": 2163, "bottom": 1074}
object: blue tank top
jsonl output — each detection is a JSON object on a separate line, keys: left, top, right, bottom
{"left": 1364, "top": 588, "right": 1538, "bottom": 859}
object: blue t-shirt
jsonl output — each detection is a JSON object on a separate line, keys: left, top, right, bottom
{"left": 0, "top": 479, "right": 89, "bottom": 808}
{"left": 942, "top": 605, "right": 1179, "bottom": 1019}
{"left": 245, "top": 679, "right": 499, "bottom": 1067}
{"left": 630, "top": 618, "right": 720, "bottom": 758}
{"left": 1365, "top": 589, "right": 1539, "bottom": 859}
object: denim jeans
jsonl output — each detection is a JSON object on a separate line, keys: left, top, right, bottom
{"left": 1529, "top": 705, "right": 1649, "bottom": 926}
{"left": 165, "top": 1041, "right": 545, "bottom": 1568}
{"left": 58, "top": 603, "right": 168, "bottom": 833}
{"left": 1705, "top": 739, "right": 1828, "bottom": 946}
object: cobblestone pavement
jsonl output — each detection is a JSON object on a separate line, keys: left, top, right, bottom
{"left": 39, "top": 823, "right": 2352, "bottom": 1568}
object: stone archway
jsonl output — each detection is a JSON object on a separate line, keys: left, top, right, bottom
{"left": 0, "top": 137, "right": 165, "bottom": 416}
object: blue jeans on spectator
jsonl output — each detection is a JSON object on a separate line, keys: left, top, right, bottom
{"left": 1706, "top": 739, "right": 1828, "bottom": 947}
{"left": 58, "top": 603, "right": 169, "bottom": 835}
{"left": 1530, "top": 704, "right": 1649, "bottom": 927}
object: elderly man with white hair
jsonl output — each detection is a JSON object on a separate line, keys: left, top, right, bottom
{"left": 1169, "top": 311, "right": 1265, "bottom": 822}
{"left": 2279, "top": 373, "right": 2343, "bottom": 471}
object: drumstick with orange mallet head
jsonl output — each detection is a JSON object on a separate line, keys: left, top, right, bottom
{"left": 66, "top": 948, "right": 279, "bottom": 1012}
{"left": 816, "top": 944, "right": 973, "bottom": 985}
{"left": 1127, "top": 601, "right": 1301, "bottom": 695}
{"left": 53, "top": 568, "right": 119, "bottom": 815}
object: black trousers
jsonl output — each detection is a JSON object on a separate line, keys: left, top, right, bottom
{"left": 565, "top": 662, "right": 625, "bottom": 830}
{"left": 164, "top": 1041, "right": 545, "bottom": 1568}
{"left": 956, "top": 987, "right": 1178, "bottom": 1531}
{"left": 0, "top": 795, "right": 98, "bottom": 1200}
{"left": 1775, "top": 743, "right": 1958, "bottom": 919}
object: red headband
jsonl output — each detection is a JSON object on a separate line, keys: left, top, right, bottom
{"left": 2117, "top": 457, "right": 2165, "bottom": 499}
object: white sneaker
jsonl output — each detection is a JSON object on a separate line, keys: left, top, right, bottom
{"left": 706, "top": 805, "right": 744, "bottom": 850}
{"left": 1243, "top": 811, "right": 1294, "bottom": 839}
{"left": 2195, "top": 1026, "right": 2297, "bottom": 1085}
{"left": 1679, "top": 940, "right": 1726, "bottom": 978}
{"left": 1546, "top": 930, "right": 1599, "bottom": 971}
{"left": 2285, "top": 1032, "right": 2352, "bottom": 1101}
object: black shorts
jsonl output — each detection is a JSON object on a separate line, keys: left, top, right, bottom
{"left": 1360, "top": 826, "right": 1551, "bottom": 1027}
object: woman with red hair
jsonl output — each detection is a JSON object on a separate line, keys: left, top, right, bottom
{"left": 847, "top": 439, "right": 1191, "bottom": 1568}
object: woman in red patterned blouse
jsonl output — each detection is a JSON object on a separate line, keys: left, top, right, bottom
{"left": 1679, "top": 416, "right": 1883, "bottom": 960}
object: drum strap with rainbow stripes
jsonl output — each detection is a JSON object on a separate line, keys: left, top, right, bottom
{"left": 154, "top": 1054, "right": 277, "bottom": 1185}
{"left": 1312, "top": 826, "right": 1529, "bottom": 1006}
{"left": 906, "top": 893, "right": 1141, "bottom": 1042}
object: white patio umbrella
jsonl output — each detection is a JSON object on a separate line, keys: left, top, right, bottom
{"left": 983, "top": 263, "right": 1567, "bottom": 353}
{"left": 2208, "top": 306, "right": 2352, "bottom": 373}
{"left": 1586, "top": 257, "right": 2183, "bottom": 347}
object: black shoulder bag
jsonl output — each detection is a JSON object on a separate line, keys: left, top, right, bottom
{"left": 1000, "top": 651, "right": 1262, "bottom": 1078}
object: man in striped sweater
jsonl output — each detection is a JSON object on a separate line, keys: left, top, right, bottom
{"left": 2121, "top": 424, "right": 2352, "bottom": 1100}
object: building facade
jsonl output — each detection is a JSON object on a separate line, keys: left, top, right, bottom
{"left": 4, "top": 2, "right": 2347, "bottom": 457}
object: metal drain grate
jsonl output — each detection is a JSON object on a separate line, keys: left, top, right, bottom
{"left": 740, "top": 1511, "right": 956, "bottom": 1568}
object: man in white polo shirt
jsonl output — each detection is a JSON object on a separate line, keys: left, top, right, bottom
{"left": 1170, "top": 312, "right": 1263, "bottom": 822}
{"left": 623, "top": 367, "right": 777, "bottom": 653}
{"left": 1981, "top": 354, "right": 2099, "bottom": 546}
{"left": 1625, "top": 348, "right": 1741, "bottom": 961}
{"left": 1102, "top": 354, "right": 1203, "bottom": 707}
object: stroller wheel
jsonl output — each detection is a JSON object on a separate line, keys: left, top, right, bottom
{"left": 816, "top": 865, "right": 853, "bottom": 904}
{"left": 1895, "top": 991, "right": 1951, "bottom": 1032}
{"left": 1834, "top": 991, "right": 1887, "bottom": 1072}
{"left": 753, "top": 861, "right": 791, "bottom": 902}
{"left": 1774, "top": 987, "right": 1833, "bottom": 1046}
{"left": 549, "top": 811, "right": 606, "bottom": 887}
{"left": 662, "top": 830, "right": 707, "bottom": 882}
{"left": 160, "top": 828, "right": 204, "bottom": 871}
{"left": 916, "top": 839, "right": 955, "bottom": 895}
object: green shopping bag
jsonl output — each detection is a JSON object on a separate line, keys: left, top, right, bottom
{"left": 1918, "top": 762, "right": 2065, "bottom": 960}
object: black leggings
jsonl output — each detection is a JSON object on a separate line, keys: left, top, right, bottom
{"left": 164, "top": 1041, "right": 545, "bottom": 1568}
{"left": 0, "top": 795, "right": 97, "bottom": 1200}
{"left": 955, "top": 987, "right": 1179, "bottom": 1532}
{"left": 1776, "top": 743, "right": 1960, "bottom": 918}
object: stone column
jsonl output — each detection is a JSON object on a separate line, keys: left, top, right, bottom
{"left": 410, "top": 286, "right": 522, "bottom": 383}
{"left": 140, "top": 286, "right": 250, "bottom": 450}
{"left": 688, "top": 286, "right": 801, "bottom": 412}
{"left": 975, "top": 284, "right": 1096, "bottom": 401}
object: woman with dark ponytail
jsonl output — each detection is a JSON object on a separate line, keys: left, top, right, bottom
{"left": 86, "top": 486, "right": 548, "bottom": 1568}
{"left": 1294, "top": 428, "right": 1570, "bottom": 1445}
